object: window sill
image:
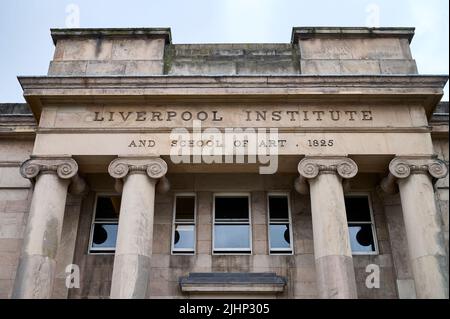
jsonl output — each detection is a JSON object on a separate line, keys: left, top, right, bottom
{"left": 179, "top": 272, "right": 286, "bottom": 293}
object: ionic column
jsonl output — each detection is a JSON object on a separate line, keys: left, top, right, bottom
{"left": 381, "top": 156, "right": 448, "bottom": 298}
{"left": 108, "top": 156, "right": 168, "bottom": 299}
{"left": 297, "top": 156, "right": 358, "bottom": 299}
{"left": 12, "top": 156, "right": 81, "bottom": 298}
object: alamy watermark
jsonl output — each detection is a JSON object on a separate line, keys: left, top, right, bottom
{"left": 65, "top": 264, "right": 80, "bottom": 289}
{"left": 169, "top": 120, "right": 281, "bottom": 174}
{"left": 365, "top": 263, "right": 380, "bottom": 289}
{"left": 65, "top": 3, "right": 80, "bottom": 28}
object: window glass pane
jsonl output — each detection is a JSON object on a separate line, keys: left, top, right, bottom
{"left": 95, "top": 196, "right": 121, "bottom": 219}
{"left": 345, "top": 196, "right": 371, "bottom": 222}
{"left": 348, "top": 224, "right": 375, "bottom": 252}
{"left": 173, "top": 224, "right": 195, "bottom": 250}
{"left": 175, "top": 196, "right": 195, "bottom": 221}
{"left": 214, "top": 225, "right": 250, "bottom": 250}
{"left": 269, "top": 224, "right": 291, "bottom": 250}
{"left": 269, "top": 196, "right": 289, "bottom": 219}
{"left": 215, "top": 197, "right": 249, "bottom": 220}
{"left": 91, "top": 223, "right": 118, "bottom": 249}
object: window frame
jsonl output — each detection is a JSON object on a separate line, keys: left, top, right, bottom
{"left": 212, "top": 192, "right": 252, "bottom": 255}
{"left": 345, "top": 192, "right": 379, "bottom": 256}
{"left": 171, "top": 192, "right": 197, "bottom": 255}
{"left": 267, "top": 192, "right": 294, "bottom": 255}
{"left": 88, "top": 193, "right": 121, "bottom": 255}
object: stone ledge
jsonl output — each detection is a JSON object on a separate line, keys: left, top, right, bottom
{"left": 179, "top": 272, "right": 286, "bottom": 293}
{"left": 51, "top": 28, "right": 172, "bottom": 45}
{"left": 291, "top": 27, "right": 415, "bottom": 44}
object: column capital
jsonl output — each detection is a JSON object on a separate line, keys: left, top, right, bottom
{"left": 389, "top": 156, "right": 448, "bottom": 179}
{"left": 298, "top": 156, "right": 358, "bottom": 180}
{"left": 381, "top": 156, "right": 448, "bottom": 194}
{"left": 20, "top": 156, "right": 78, "bottom": 180}
{"left": 108, "top": 156, "right": 168, "bottom": 179}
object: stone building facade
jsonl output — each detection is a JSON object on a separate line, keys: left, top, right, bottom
{"left": 0, "top": 27, "right": 448, "bottom": 299}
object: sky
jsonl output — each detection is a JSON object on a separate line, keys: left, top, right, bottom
{"left": 0, "top": 0, "right": 448, "bottom": 102}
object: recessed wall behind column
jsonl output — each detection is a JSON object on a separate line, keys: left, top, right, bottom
{"left": 0, "top": 140, "right": 33, "bottom": 298}
{"left": 71, "top": 173, "right": 398, "bottom": 299}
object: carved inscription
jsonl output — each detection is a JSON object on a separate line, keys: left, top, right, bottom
{"left": 91, "top": 109, "right": 373, "bottom": 123}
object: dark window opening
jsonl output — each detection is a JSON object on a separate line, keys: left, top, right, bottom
{"left": 89, "top": 195, "right": 120, "bottom": 253}
{"left": 345, "top": 195, "right": 377, "bottom": 254}
{"left": 172, "top": 195, "right": 196, "bottom": 254}
{"left": 214, "top": 195, "right": 251, "bottom": 254}
{"left": 268, "top": 195, "right": 292, "bottom": 254}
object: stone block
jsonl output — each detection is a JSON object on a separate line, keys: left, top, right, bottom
{"left": 0, "top": 213, "right": 26, "bottom": 239}
{"left": 82, "top": 280, "right": 111, "bottom": 298}
{"left": 0, "top": 251, "right": 19, "bottom": 267}
{"left": 0, "top": 264, "right": 15, "bottom": 279}
{"left": 297, "top": 239, "right": 314, "bottom": 254}
{"left": 0, "top": 189, "right": 30, "bottom": 201}
{"left": 294, "top": 254, "right": 315, "bottom": 267}
{"left": 378, "top": 240, "right": 392, "bottom": 254}
{"left": 124, "top": 60, "right": 164, "bottom": 75}
{"left": 290, "top": 266, "right": 316, "bottom": 282}
{"left": 299, "top": 38, "right": 410, "bottom": 60}
{"left": 148, "top": 279, "right": 180, "bottom": 297}
{"left": 396, "top": 279, "right": 417, "bottom": 299}
{"left": 196, "top": 240, "right": 211, "bottom": 254}
{"left": 48, "top": 61, "right": 87, "bottom": 75}
{"left": 197, "top": 224, "right": 211, "bottom": 241}
{"left": 56, "top": 39, "right": 113, "bottom": 61}
{"left": 0, "top": 141, "right": 33, "bottom": 162}
{"left": 85, "top": 61, "right": 127, "bottom": 75}
{"left": 380, "top": 59, "right": 418, "bottom": 74}
{"left": 352, "top": 254, "right": 393, "bottom": 268}
{"left": 293, "top": 281, "right": 317, "bottom": 297}
{"left": 112, "top": 38, "right": 165, "bottom": 60}
{"left": 252, "top": 255, "right": 271, "bottom": 268}
{"left": 253, "top": 240, "right": 268, "bottom": 255}
{"left": 253, "top": 224, "right": 268, "bottom": 241}
{"left": 0, "top": 238, "right": 22, "bottom": 252}
{"left": 51, "top": 278, "right": 72, "bottom": 299}
{"left": 340, "top": 60, "right": 381, "bottom": 74}
{"left": 300, "top": 59, "right": 341, "bottom": 74}
{"left": 169, "top": 61, "right": 237, "bottom": 75}
{"left": 192, "top": 254, "right": 212, "bottom": 271}
{"left": 153, "top": 203, "right": 172, "bottom": 225}
{"left": 152, "top": 224, "right": 171, "bottom": 254}
{"left": 4, "top": 199, "right": 29, "bottom": 214}
{"left": 0, "top": 167, "right": 30, "bottom": 188}
{"left": 0, "top": 280, "right": 13, "bottom": 298}
{"left": 150, "top": 254, "right": 170, "bottom": 268}
{"left": 236, "top": 61, "right": 298, "bottom": 75}
{"left": 251, "top": 191, "right": 267, "bottom": 225}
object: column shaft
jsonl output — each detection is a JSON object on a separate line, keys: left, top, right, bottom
{"left": 398, "top": 173, "right": 448, "bottom": 298}
{"left": 309, "top": 173, "right": 357, "bottom": 299}
{"left": 12, "top": 173, "right": 70, "bottom": 298}
{"left": 110, "top": 172, "right": 156, "bottom": 299}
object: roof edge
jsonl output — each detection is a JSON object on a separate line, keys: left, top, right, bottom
{"left": 50, "top": 27, "right": 172, "bottom": 45}
{"left": 291, "top": 26, "right": 415, "bottom": 44}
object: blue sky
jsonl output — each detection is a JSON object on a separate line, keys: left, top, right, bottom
{"left": 0, "top": 0, "right": 448, "bottom": 102}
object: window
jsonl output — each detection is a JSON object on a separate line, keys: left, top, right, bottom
{"left": 344, "top": 194, "right": 378, "bottom": 254}
{"left": 213, "top": 194, "right": 251, "bottom": 254}
{"left": 172, "top": 194, "right": 196, "bottom": 254}
{"left": 89, "top": 194, "right": 121, "bottom": 254}
{"left": 267, "top": 193, "right": 293, "bottom": 254}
